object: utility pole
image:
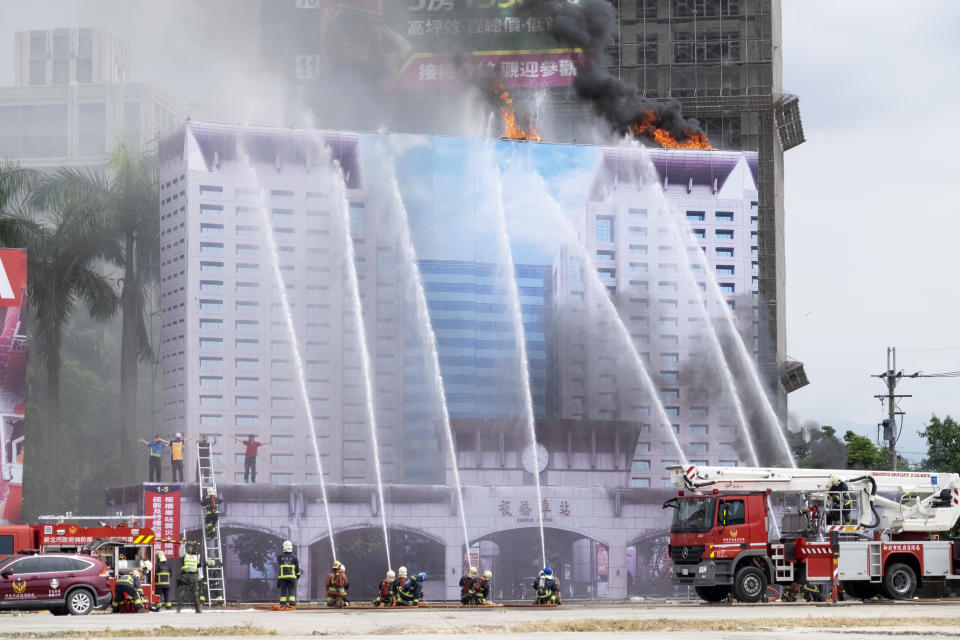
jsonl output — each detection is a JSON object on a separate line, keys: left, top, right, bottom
{"left": 872, "top": 347, "right": 918, "bottom": 471}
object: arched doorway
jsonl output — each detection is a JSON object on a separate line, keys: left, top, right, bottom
{"left": 471, "top": 527, "right": 609, "bottom": 601}
{"left": 626, "top": 530, "right": 673, "bottom": 597}
{"left": 309, "top": 528, "right": 444, "bottom": 601}
{"left": 186, "top": 526, "right": 286, "bottom": 602}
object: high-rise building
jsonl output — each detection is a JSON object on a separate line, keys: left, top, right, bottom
{"left": 0, "top": 27, "right": 184, "bottom": 167}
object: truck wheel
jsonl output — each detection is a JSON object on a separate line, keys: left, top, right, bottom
{"left": 733, "top": 566, "right": 767, "bottom": 603}
{"left": 66, "top": 588, "right": 94, "bottom": 615}
{"left": 843, "top": 581, "right": 864, "bottom": 599}
{"left": 694, "top": 585, "right": 730, "bottom": 602}
{"left": 882, "top": 563, "right": 917, "bottom": 600}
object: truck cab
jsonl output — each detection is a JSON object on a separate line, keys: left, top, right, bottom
{"left": 667, "top": 492, "right": 772, "bottom": 602}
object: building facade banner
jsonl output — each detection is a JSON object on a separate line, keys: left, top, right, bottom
{"left": 144, "top": 485, "right": 181, "bottom": 558}
{"left": 0, "top": 249, "right": 27, "bottom": 525}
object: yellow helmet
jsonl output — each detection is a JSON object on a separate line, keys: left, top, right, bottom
{"left": 332, "top": 560, "right": 343, "bottom": 571}
{"left": 830, "top": 474, "right": 842, "bottom": 487}
{"left": 156, "top": 551, "right": 166, "bottom": 562}
{"left": 468, "top": 566, "right": 478, "bottom": 577}
{"left": 207, "top": 487, "right": 216, "bottom": 496}
{"left": 482, "top": 570, "right": 492, "bottom": 579}
{"left": 386, "top": 570, "right": 396, "bottom": 580}
{"left": 282, "top": 540, "right": 293, "bottom": 553}
{"left": 398, "top": 566, "right": 407, "bottom": 576}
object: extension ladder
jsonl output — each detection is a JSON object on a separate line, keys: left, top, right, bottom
{"left": 197, "top": 441, "right": 226, "bottom": 605}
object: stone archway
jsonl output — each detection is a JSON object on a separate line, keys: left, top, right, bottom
{"left": 308, "top": 527, "right": 445, "bottom": 601}
{"left": 184, "top": 525, "right": 286, "bottom": 602}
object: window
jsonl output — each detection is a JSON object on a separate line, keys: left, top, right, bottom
{"left": 272, "top": 416, "right": 294, "bottom": 428}
{"left": 690, "top": 443, "right": 709, "bottom": 453}
{"left": 199, "top": 376, "right": 222, "bottom": 388}
{"left": 716, "top": 247, "right": 734, "bottom": 258}
{"left": 235, "top": 376, "right": 258, "bottom": 389}
{"left": 200, "top": 242, "right": 223, "bottom": 256}
{"left": 8, "top": 557, "right": 41, "bottom": 574}
{"left": 715, "top": 229, "right": 734, "bottom": 240}
{"left": 271, "top": 435, "right": 294, "bottom": 446}
{"left": 235, "top": 396, "right": 257, "bottom": 409}
{"left": 716, "top": 211, "right": 734, "bottom": 222}
{"left": 236, "top": 301, "right": 258, "bottom": 314}
{"left": 629, "top": 244, "right": 647, "bottom": 255}
{"left": 271, "top": 473, "right": 295, "bottom": 484}
{"left": 660, "top": 371, "right": 678, "bottom": 382}
{"left": 199, "top": 395, "right": 222, "bottom": 408}
{"left": 199, "top": 280, "right": 223, "bottom": 293}
{"left": 237, "top": 263, "right": 258, "bottom": 276}
{"left": 199, "top": 338, "right": 222, "bottom": 351}
{"left": 719, "top": 460, "right": 739, "bottom": 467}
{"left": 200, "top": 319, "right": 222, "bottom": 330}
{"left": 271, "top": 189, "right": 294, "bottom": 202}
{"left": 661, "top": 353, "right": 679, "bottom": 364}
{"left": 200, "top": 261, "right": 223, "bottom": 274}
{"left": 343, "top": 458, "right": 366, "bottom": 470}
{"left": 719, "top": 499, "right": 746, "bottom": 526}
{"left": 200, "top": 414, "right": 223, "bottom": 426}
{"left": 690, "top": 424, "right": 709, "bottom": 435}
{"left": 0, "top": 535, "right": 13, "bottom": 556}
{"left": 235, "top": 357, "right": 258, "bottom": 369}
{"left": 236, "top": 320, "right": 259, "bottom": 333}
{"left": 236, "top": 415, "right": 258, "bottom": 427}
{"left": 236, "top": 225, "right": 258, "bottom": 238}
{"left": 690, "top": 407, "right": 709, "bottom": 418}
{"left": 596, "top": 250, "right": 615, "bottom": 262}
{"left": 199, "top": 204, "right": 223, "bottom": 217}
{"left": 720, "top": 283, "right": 735, "bottom": 294}
{"left": 236, "top": 282, "right": 258, "bottom": 296}
{"left": 716, "top": 265, "right": 735, "bottom": 276}
{"left": 236, "top": 244, "right": 259, "bottom": 258}
{"left": 596, "top": 216, "right": 614, "bottom": 243}
{"left": 349, "top": 202, "right": 365, "bottom": 235}
{"left": 628, "top": 226, "right": 647, "bottom": 238}
{"left": 692, "top": 228, "right": 705, "bottom": 239}
{"left": 628, "top": 207, "right": 648, "bottom": 219}
{"left": 658, "top": 281, "right": 677, "bottom": 292}
{"left": 686, "top": 211, "right": 705, "bottom": 222}
{"left": 199, "top": 185, "right": 223, "bottom": 198}
{"left": 630, "top": 478, "right": 651, "bottom": 488}
{"left": 199, "top": 357, "right": 222, "bottom": 368}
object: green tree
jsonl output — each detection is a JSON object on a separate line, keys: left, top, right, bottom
{"left": 843, "top": 430, "right": 882, "bottom": 469}
{"left": 920, "top": 414, "right": 960, "bottom": 472}
{"left": 790, "top": 422, "right": 847, "bottom": 469}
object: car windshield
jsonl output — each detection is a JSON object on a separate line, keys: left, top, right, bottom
{"left": 0, "top": 556, "right": 19, "bottom": 571}
{"left": 671, "top": 497, "right": 716, "bottom": 533}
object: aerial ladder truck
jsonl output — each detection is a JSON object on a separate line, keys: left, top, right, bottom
{"left": 665, "top": 465, "right": 960, "bottom": 603}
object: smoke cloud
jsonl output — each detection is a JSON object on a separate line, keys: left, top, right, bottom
{"left": 517, "top": 0, "right": 707, "bottom": 144}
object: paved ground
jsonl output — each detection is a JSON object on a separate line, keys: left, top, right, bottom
{"left": 2, "top": 601, "right": 960, "bottom": 638}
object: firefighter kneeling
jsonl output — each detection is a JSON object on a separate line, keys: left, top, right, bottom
{"left": 112, "top": 569, "right": 146, "bottom": 613}
{"left": 373, "top": 570, "right": 396, "bottom": 606}
{"left": 459, "top": 566, "right": 478, "bottom": 605}
{"left": 277, "top": 540, "right": 301, "bottom": 609}
{"left": 466, "top": 570, "right": 492, "bottom": 605}
{"left": 533, "top": 566, "right": 561, "bottom": 605}
{"left": 326, "top": 561, "right": 349, "bottom": 608}
{"left": 396, "top": 572, "right": 426, "bottom": 606}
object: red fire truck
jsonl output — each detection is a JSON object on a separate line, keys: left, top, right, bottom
{"left": 666, "top": 465, "right": 960, "bottom": 603}
{"left": 0, "top": 516, "right": 161, "bottom": 608}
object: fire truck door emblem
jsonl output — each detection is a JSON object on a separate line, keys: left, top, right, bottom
{"left": 729, "top": 528, "right": 738, "bottom": 537}
{"left": 681, "top": 546, "right": 689, "bottom": 559}
{"left": 12, "top": 578, "right": 26, "bottom": 594}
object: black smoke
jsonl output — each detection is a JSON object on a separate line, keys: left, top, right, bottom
{"left": 517, "top": 0, "right": 706, "bottom": 142}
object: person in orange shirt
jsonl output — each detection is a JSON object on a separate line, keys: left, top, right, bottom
{"left": 169, "top": 433, "right": 195, "bottom": 482}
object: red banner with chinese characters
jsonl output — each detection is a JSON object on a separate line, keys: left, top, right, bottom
{"left": 144, "top": 485, "right": 181, "bottom": 558}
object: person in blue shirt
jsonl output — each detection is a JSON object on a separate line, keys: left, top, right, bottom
{"left": 139, "top": 435, "right": 169, "bottom": 482}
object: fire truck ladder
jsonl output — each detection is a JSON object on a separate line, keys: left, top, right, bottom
{"left": 197, "top": 442, "right": 226, "bottom": 606}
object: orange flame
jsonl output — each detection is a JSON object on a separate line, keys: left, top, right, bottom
{"left": 630, "top": 110, "right": 713, "bottom": 150}
{"left": 495, "top": 82, "right": 541, "bottom": 142}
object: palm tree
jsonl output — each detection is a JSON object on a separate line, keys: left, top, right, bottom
{"left": 28, "top": 175, "right": 119, "bottom": 508}
{"left": 0, "top": 162, "right": 37, "bottom": 246}
{"left": 33, "top": 147, "right": 159, "bottom": 484}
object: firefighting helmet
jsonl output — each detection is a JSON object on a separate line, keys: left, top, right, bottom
{"left": 187, "top": 542, "right": 199, "bottom": 554}
{"left": 482, "top": 570, "right": 492, "bottom": 580}
{"left": 543, "top": 566, "right": 553, "bottom": 576}
{"left": 416, "top": 572, "right": 427, "bottom": 582}
{"left": 207, "top": 487, "right": 216, "bottom": 496}
{"left": 386, "top": 570, "right": 396, "bottom": 580}
{"left": 332, "top": 560, "right": 343, "bottom": 571}
{"left": 156, "top": 551, "right": 166, "bottom": 562}
{"left": 830, "top": 474, "right": 842, "bottom": 487}
{"left": 398, "top": 566, "right": 407, "bottom": 576}
{"left": 282, "top": 540, "right": 293, "bottom": 553}
{"left": 468, "top": 566, "right": 478, "bottom": 578}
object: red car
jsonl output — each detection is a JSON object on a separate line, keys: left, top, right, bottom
{"left": 0, "top": 552, "right": 112, "bottom": 615}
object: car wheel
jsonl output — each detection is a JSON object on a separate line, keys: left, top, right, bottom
{"left": 882, "top": 563, "right": 917, "bottom": 600}
{"left": 733, "top": 566, "right": 767, "bottom": 603}
{"left": 66, "top": 588, "right": 94, "bottom": 615}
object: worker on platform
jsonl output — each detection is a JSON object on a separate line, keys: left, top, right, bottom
{"left": 374, "top": 569, "right": 396, "bottom": 606}
{"left": 533, "top": 566, "right": 561, "bottom": 605}
{"left": 827, "top": 474, "right": 854, "bottom": 525}
{"left": 204, "top": 487, "right": 221, "bottom": 538}
{"left": 112, "top": 568, "right": 146, "bottom": 613}
{"left": 277, "top": 540, "right": 301, "bottom": 609}
{"left": 176, "top": 542, "right": 204, "bottom": 613}
{"left": 467, "top": 570, "right": 492, "bottom": 605}
{"left": 396, "top": 571, "right": 426, "bottom": 606}
{"left": 138, "top": 435, "right": 169, "bottom": 482}
{"left": 233, "top": 434, "right": 269, "bottom": 483}
{"left": 170, "top": 432, "right": 195, "bottom": 482}
{"left": 155, "top": 551, "right": 173, "bottom": 610}
{"left": 391, "top": 566, "right": 407, "bottom": 602}
{"left": 325, "top": 560, "right": 349, "bottom": 607}
{"left": 459, "top": 566, "right": 478, "bottom": 605}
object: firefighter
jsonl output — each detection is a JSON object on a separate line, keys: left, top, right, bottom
{"left": 204, "top": 487, "right": 221, "bottom": 538}
{"left": 467, "top": 570, "right": 492, "bottom": 605}
{"left": 277, "top": 540, "right": 301, "bottom": 609}
{"left": 112, "top": 569, "right": 146, "bottom": 613}
{"left": 800, "top": 581, "right": 825, "bottom": 602}
{"left": 177, "top": 542, "right": 203, "bottom": 613}
{"left": 827, "top": 475, "right": 854, "bottom": 525}
{"left": 459, "top": 566, "right": 478, "bottom": 605}
{"left": 391, "top": 566, "right": 407, "bottom": 602}
{"left": 373, "top": 569, "right": 396, "bottom": 606}
{"left": 533, "top": 566, "right": 561, "bottom": 605}
{"left": 396, "top": 571, "right": 425, "bottom": 607}
{"left": 155, "top": 551, "right": 173, "bottom": 610}
{"left": 326, "top": 560, "right": 349, "bottom": 608}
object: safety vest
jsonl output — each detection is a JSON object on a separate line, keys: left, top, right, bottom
{"left": 156, "top": 570, "right": 170, "bottom": 586}
{"left": 171, "top": 441, "right": 183, "bottom": 461}
{"left": 279, "top": 562, "right": 297, "bottom": 579}
{"left": 183, "top": 554, "right": 199, "bottom": 574}
{"left": 116, "top": 574, "right": 135, "bottom": 587}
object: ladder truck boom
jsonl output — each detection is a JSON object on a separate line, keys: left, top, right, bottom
{"left": 671, "top": 465, "right": 960, "bottom": 534}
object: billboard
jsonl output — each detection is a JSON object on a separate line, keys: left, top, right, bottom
{"left": 143, "top": 485, "right": 182, "bottom": 559}
{"left": 0, "top": 249, "right": 27, "bottom": 524}
{"left": 268, "top": 0, "right": 579, "bottom": 90}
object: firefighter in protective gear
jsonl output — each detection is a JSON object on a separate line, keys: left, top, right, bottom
{"left": 827, "top": 475, "right": 854, "bottom": 525}
{"left": 155, "top": 551, "right": 173, "bottom": 610}
{"left": 396, "top": 572, "right": 425, "bottom": 606}
{"left": 459, "top": 566, "right": 478, "bottom": 605}
{"left": 533, "top": 566, "right": 561, "bottom": 605}
{"left": 276, "top": 540, "right": 301, "bottom": 609}
{"left": 326, "top": 560, "right": 349, "bottom": 608}
{"left": 112, "top": 569, "right": 146, "bottom": 612}
{"left": 204, "top": 487, "right": 221, "bottom": 538}
{"left": 177, "top": 542, "right": 203, "bottom": 613}
{"left": 467, "top": 570, "right": 492, "bottom": 605}
{"left": 374, "top": 570, "right": 396, "bottom": 606}
{"left": 391, "top": 566, "right": 407, "bottom": 602}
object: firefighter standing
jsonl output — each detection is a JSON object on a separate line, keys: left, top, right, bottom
{"left": 277, "top": 540, "right": 301, "bottom": 609}
{"left": 827, "top": 475, "right": 854, "bottom": 525}
{"left": 396, "top": 571, "right": 426, "bottom": 606}
{"left": 112, "top": 569, "right": 146, "bottom": 612}
{"left": 533, "top": 566, "right": 561, "bottom": 605}
{"left": 177, "top": 542, "right": 203, "bottom": 613}
{"left": 155, "top": 551, "right": 173, "bottom": 610}
{"left": 204, "top": 487, "right": 221, "bottom": 538}
{"left": 459, "top": 566, "right": 478, "bottom": 605}
{"left": 467, "top": 570, "right": 492, "bottom": 605}
{"left": 326, "top": 560, "right": 349, "bottom": 608}
{"left": 373, "top": 569, "right": 396, "bottom": 606}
